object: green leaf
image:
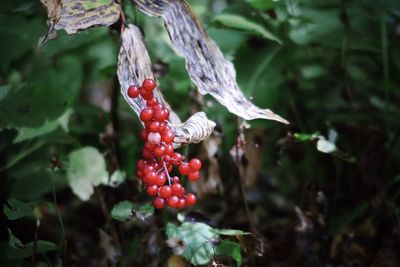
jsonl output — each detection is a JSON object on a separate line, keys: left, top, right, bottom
{"left": 166, "top": 222, "right": 218, "bottom": 266}
{"left": 216, "top": 240, "right": 242, "bottom": 267}
{"left": 0, "top": 16, "right": 44, "bottom": 70}
{"left": 213, "top": 13, "right": 281, "bottom": 43}
{"left": 13, "top": 109, "right": 72, "bottom": 143}
{"left": 293, "top": 132, "right": 320, "bottom": 142}
{"left": 0, "top": 56, "right": 82, "bottom": 130}
{"left": 111, "top": 201, "right": 154, "bottom": 221}
{"left": 6, "top": 241, "right": 57, "bottom": 259}
{"left": 111, "top": 201, "right": 134, "bottom": 221}
{"left": 245, "top": 0, "right": 275, "bottom": 11}
{"left": 3, "top": 198, "right": 36, "bottom": 220}
{"left": 67, "top": 147, "right": 108, "bottom": 201}
{"left": 6, "top": 229, "right": 57, "bottom": 259}
{"left": 213, "top": 229, "right": 250, "bottom": 236}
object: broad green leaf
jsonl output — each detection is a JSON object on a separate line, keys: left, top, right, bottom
{"left": 213, "top": 14, "right": 281, "bottom": 43}
{"left": 216, "top": 240, "right": 242, "bottom": 267}
{"left": 166, "top": 222, "right": 218, "bottom": 266}
{"left": 13, "top": 109, "right": 72, "bottom": 143}
{"left": 67, "top": 147, "right": 108, "bottom": 201}
{"left": 3, "top": 199, "right": 36, "bottom": 220}
{"left": 111, "top": 201, "right": 154, "bottom": 221}
{"left": 0, "top": 16, "right": 44, "bottom": 70}
{"left": 0, "top": 56, "right": 82, "bottom": 130}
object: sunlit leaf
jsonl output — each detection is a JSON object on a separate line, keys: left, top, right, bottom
{"left": 67, "top": 147, "right": 108, "bottom": 201}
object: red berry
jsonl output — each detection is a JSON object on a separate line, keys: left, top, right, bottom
{"left": 142, "top": 79, "right": 156, "bottom": 91}
{"left": 154, "top": 109, "right": 166, "bottom": 122}
{"left": 177, "top": 199, "right": 186, "bottom": 209}
{"left": 136, "top": 170, "right": 144, "bottom": 179}
{"left": 159, "top": 122, "right": 166, "bottom": 131}
{"left": 140, "top": 88, "right": 153, "bottom": 100}
{"left": 171, "top": 152, "right": 183, "bottom": 165}
{"left": 189, "top": 158, "right": 202, "bottom": 171}
{"left": 185, "top": 193, "right": 197, "bottom": 206}
{"left": 146, "top": 97, "right": 158, "bottom": 107}
{"left": 178, "top": 163, "right": 191, "bottom": 175}
{"left": 144, "top": 171, "right": 157, "bottom": 185}
{"left": 153, "top": 197, "right": 165, "bottom": 209}
{"left": 127, "top": 85, "right": 140, "bottom": 98}
{"left": 158, "top": 185, "right": 172, "bottom": 199}
{"left": 171, "top": 183, "right": 185, "bottom": 198}
{"left": 139, "top": 129, "right": 148, "bottom": 141}
{"left": 172, "top": 176, "right": 180, "bottom": 183}
{"left": 154, "top": 145, "right": 166, "bottom": 157}
{"left": 146, "top": 185, "right": 158, "bottom": 196}
{"left": 162, "top": 108, "right": 170, "bottom": 120}
{"left": 155, "top": 173, "right": 166, "bottom": 186}
{"left": 143, "top": 165, "right": 154, "bottom": 175}
{"left": 167, "top": 196, "right": 179, "bottom": 208}
{"left": 161, "top": 128, "right": 174, "bottom": 144}
{"left": 137, "top": 159, "right": 146, "bottom": 170}
{"left": 165, "top": 144, "right": 174, "bottom": 155}
{"left": 142, "top": 149, "right": 153, "bottom": 160}
{"left": 188, "top": 171, "right": 200, "bottom": 182}
{"left": 140, "top": 108, "right": 154, "bottom": 122}
{"left": 149, "top": 121, "right": 160, "bottom": 132}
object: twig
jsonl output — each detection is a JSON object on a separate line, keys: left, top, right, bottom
{"left": 52, "top": 185, "right": 66, "bottom": 267}
{"left": 235, "top": 118, "right": 255, "bottom": 232}
{"left": 31, "top": 219, "right": 40, "bottom": 265}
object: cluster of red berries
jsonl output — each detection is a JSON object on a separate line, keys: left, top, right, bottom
{"left": 128, "top": 79, "right": 202, "bottom": 209}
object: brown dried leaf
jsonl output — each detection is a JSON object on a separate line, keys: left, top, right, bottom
{"left": 133, "top": 0, "right": 289, "bottom": 124}
{"left": 40, "top": 0, "right": 121, "bottom": 45}
{"left": 117, "top": 25, "right": 216, "bottom": 147}
{"left": 191, "top": 133, "right": 223, "bottom": 196}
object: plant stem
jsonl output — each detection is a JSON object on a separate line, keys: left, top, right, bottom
{"left": 381, "top": 13, "right": 389, "bottom": 122}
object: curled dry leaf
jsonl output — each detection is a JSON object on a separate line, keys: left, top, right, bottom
{"left": 133, "top": 0, "right": 289, "bottom": 124}
{"left": 40, "top": 0, "right": 121, "bottom": 45}
{"left": 117, "top": 25, "right": 216, "bottom": 147}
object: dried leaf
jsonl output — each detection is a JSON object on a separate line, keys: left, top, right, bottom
{"left": 117, "top": 24, "right": 216, "bottom": 147}
{"left": 133, "top": 0, "right": 288, "bottom": 124}
{"left": 191, "top": 133, "right": 223, "bottom": 196}
{"left": 40, "top": 0, "right": 120, "bottom": 45}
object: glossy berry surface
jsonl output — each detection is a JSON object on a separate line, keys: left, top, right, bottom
{"left": 128, "top": 79, "right": 202, "bottom": 209}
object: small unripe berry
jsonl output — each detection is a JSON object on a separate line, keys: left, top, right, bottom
{"left": 148, "top": 132, "right": 161, "bottom": 145}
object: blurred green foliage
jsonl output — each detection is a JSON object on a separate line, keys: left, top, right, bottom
{"left": 0, "top": 0, "right": 399, "bottom": 266}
